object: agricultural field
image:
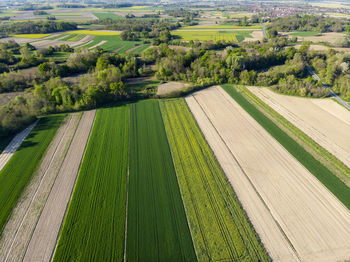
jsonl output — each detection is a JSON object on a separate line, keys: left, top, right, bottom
{"left": 53, "top": 108, "right": 128, "bottom": 262}
{"left": 160, "top": 99, "right": 270, "bottom": 261}
{"left": 11, "top": 34, "right": 51, "bottom": 39}
{"left": 247, "top": 86, "right": 350, "bottom": 180}
{"left": 66, "top": 30, "right": 120, "bottom": 35}
{"left": 186, "top": 85, "right": 350, "bottom": 261}
{"left": 78, "top": 35, "right": 139, "bottom": 52}
{"left": 127, "top": 100, "right": 196, "bottom": 261}
{"left": 288, "top": 31, "right": 320, "bottom": 37}
{"left": 172, "top": 30, "right": 239, "bottom": 42}
{"left": 0, "top": 114, "right": 64, "bottom": 234}
{"left": 93, "top": 12, "right": 123, "bottom": 20}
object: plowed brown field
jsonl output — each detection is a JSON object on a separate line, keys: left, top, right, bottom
{"left": 186, "top": 86, "right": 350, "bottom": 262}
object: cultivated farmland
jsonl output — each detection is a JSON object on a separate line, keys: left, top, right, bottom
{"left": 186, "top": 86, "right": 350, "bottom": 262}
{"left": 127, "top": 100, "right": 196, "bottom": 261}
{"left": 0, "top": 114, "right": 81, "bottom": 262}
{"left": 159, "top": 99, "right": 270, "bottom": 261}
{"left": 53, "top": 107, "right": 128, "bottom": 262}
{"left": 0, "top": 115, "right": 64, "bottom": 234}
{"left": 248, "top": 86, "right": 350, "bottom": 170}
{"left": 22, "top": 111, "right": 95, "bottom": 262}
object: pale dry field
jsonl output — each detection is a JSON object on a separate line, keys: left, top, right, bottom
{"left": 284, "top": 32, "right": 345, "bottom": 43}
{"left": 22, "top": 110, "right": 95, "bottom": 262}
{"left": 248, "top": 86, "right": 350, "bottom": 170}
{"left": 0, "top": 92, "right": 25, "bottom": 106}
{"left": 0, "top": 120, "right": 38, "bottom": 172}
{"left": 186, "top": 86, "right": 350, "bottom": 262}
{"left": 244, "top": 30, "right": 263, "bottom": 42}
{"left": 0, "top": 114, "right": 80, "bottom": 262}
{"left": 156, "top": 81, "right": 190, "bottom": 96}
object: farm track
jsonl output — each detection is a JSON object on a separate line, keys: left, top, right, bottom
{"left": 186, "top": 86, "right": 350, "bottom": 262}
{"left": 0, "top": 114, "right": 81, "bottom": 262}
{"left": 0, "top": 121, "right": 38, "bottom": 172}
{"left": 247, "top": 86, "right": 350, "bottom": 170}
{"left": 22, "top": 110, "right": 95, "bottom": 262}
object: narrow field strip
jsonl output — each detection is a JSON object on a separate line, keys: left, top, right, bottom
{"left": 187, "top": 86, "right": 350, "bottom": 261}
{"left": 0, "top": 115, "right": 65, "bottom": 235}
{"left": 0, "top": 113, "right": 81, "bottom": 262}
{"left": 127, "top": 100, "right": 196, "bottom": 261}
{"left": 222, "top": 85, "right": 350, "bottom": 210}
{"left": 22, "top": 110, "right": 96, "bottom": 262}
{"left": 53, "top": 107, "right": 128, "bottom": 262}
{"left": 0, "top": 121, "right": 38, "bottom": 172}
{"left": 159, "top": 99, "right": 270, "bottom": 262}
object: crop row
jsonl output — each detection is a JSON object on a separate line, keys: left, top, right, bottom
{"left": 53, "top": 106, "right": 129, "bottom": 261}
{"left": 0, "top": 115, "right": 64, "bottom": 234}
{"left": 222, "top": 84, "right": 350, "bottom": 209}
{"left": 159, "top": 99, "right": 270, "bottom": 261}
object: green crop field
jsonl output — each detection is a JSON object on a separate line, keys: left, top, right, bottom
{"left": 222, "top": 85, "right": 350, "bottom": 210}
{"left": 289, "top": 31, "right": 320, "bottom": 37}
{"left": 0, "top": 115, "right": 64, "bottom": 234}
{"left": 127, "top": 100, "right": 196, "bottom": 261}
{"left": 61, "top": 34, "right": 86, "bottom": 41}
{"left": 79, "top": 35, "right": 139, "bottom": 52}
{"left": 93, "top": 12, "right": 123, "bottom": 20}
{"left": 160, "top": 99, "right": 270, "bottom": 261}
{"left": 129, "top": 44, "right": 150, "bottom": 54}
{"left": 53, "top": 106, "right": 129, "bottom": 262}
{"left": 172, "top": 30, "right": 239, "bottom": 42}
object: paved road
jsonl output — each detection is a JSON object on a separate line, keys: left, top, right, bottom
{"left": 262, "top": 20, "right": 268, "bottom": 39}
{"left": 307, "top": 66, "right": 350, "bottom": 110}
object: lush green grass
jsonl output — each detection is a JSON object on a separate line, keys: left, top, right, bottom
{"left": 93, "top": 12, "right": 123, "bottom": 20}
{"left": 127, "top": 100, "right": 196, "bottom": 261}
{"left": 183, "top": 25, "right": 261, "bottom": 29}
{"left": 160, "top": 99, "right": 270, "bottom": 261}
{"left": 129, "top": 44, "right": 150, "bottom": 54}
{"left": 53, "top": 106, "right": 128, "bottom": 262}
{"left": 289, "top": 31, "right": 320, "bottom": 37}
{"left": 0, "top": 115, "right": 64, "bottom": 234}
{"left": 126, "top": 80, "right": 160, "bottom": 97}
{"left": 222, "top": 85, "right": 350, "bottom": 209}
{"left": 172, "top": 30, "right": 238, "bottom": 41}
{"left": 79, "top": 35, "right": 139, "bottom": 52}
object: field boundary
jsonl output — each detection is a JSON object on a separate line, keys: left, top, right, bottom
{"left": 222, "top": 85, "right": 350, "bottom": 210}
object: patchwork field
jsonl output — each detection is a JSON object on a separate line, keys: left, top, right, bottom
{"left": 288, "top": 31, "right": 320, "bottom": 37}
{"left": 248, "top": 86, "right": 350, "bottom": 173}
{"left": 0, "top": 115, "right": 64, "bottom": 234}
{"left": 127, "top": 100, "right": 196, "bottom": 261}
{"left": 160, "top": 99, "right": 270, "bottom": 261}
{"left": 93, "top": 12, "right": 123, "bottom": 19}
{"left": 186, "top": 86, "right": 350, "bottom": 261}
{"left": 172, "top": 30, "right": 253, "bottom": 42}
{"left": 53, "top": 108, "right": 127, "bottom": 262}
{"left": 23, "top": 111, "right": 95, "bottom": 262}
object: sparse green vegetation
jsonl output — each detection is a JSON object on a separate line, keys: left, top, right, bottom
{"left": 94, "top": 12, "right": 123, "bottom": 20}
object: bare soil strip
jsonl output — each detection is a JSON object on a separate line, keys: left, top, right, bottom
{"left": 69, "top": 35, "right": 94, "bottom": 47}
{"left": 88, "top": 40, "right": 106, "bottom": 49}
{"left": 22, "top": 110, "right": 96, "bottom": 262}
{"left": 156, "top": 81, "right": 190, "bottom": 96}
{"left": 0, "top": 114, "right": 81, "bottom": 262}
{"left": 0, "top": 121, "right": 38, "bottom": 172}
{"left": 248, "top": 86, "right": 350, "bottom": 169}
{"left": 186, "top": 86, "right": 350, "bottom": 262}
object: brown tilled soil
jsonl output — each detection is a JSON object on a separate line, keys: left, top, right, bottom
{"left": 0, "top": 114, "right": 80, "bottom": 262}
{"left": 186, "top": 86, "right": 350, "bottom": 262}
{"left": 248, "top": 86, "right": 350, "bottom": 170}
{"left": 21, "top": 110, "right": 95, "bottom": 262}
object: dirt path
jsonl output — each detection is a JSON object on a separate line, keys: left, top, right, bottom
{"left": 248, "top": 86, "right": 350, "bottom": 169}
{"left": 88, "top": 40, "right": 106, "bottom": 50}
{"left": 0, "top": 121, "right": 38, "bottom": 172}
{"left": 0, "top": 114, "right": 80, "bottom": 262}
{"left": 186, "top": 86, "right": 350, "bottom": 262}
{"left": 22, "top": 110, "right": 95, "bottom": 262}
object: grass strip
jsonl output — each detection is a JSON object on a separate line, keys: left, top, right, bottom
{"left": 53, "top": 106, "right": 128, "bottom": 262}
{"left": 127, "top": 100, "right": 196, "bottom": 261}
{"left": 223, "top": 84, "right": 350, "bottom": 209}
{"left": 0, "top": 115, "right": 65, "bottom": 234}
{"left": 238, "top": 86, "right": 350, "bottom": 182}
{"left": 160, "top": 99, "right": 270, "bottom": 261}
